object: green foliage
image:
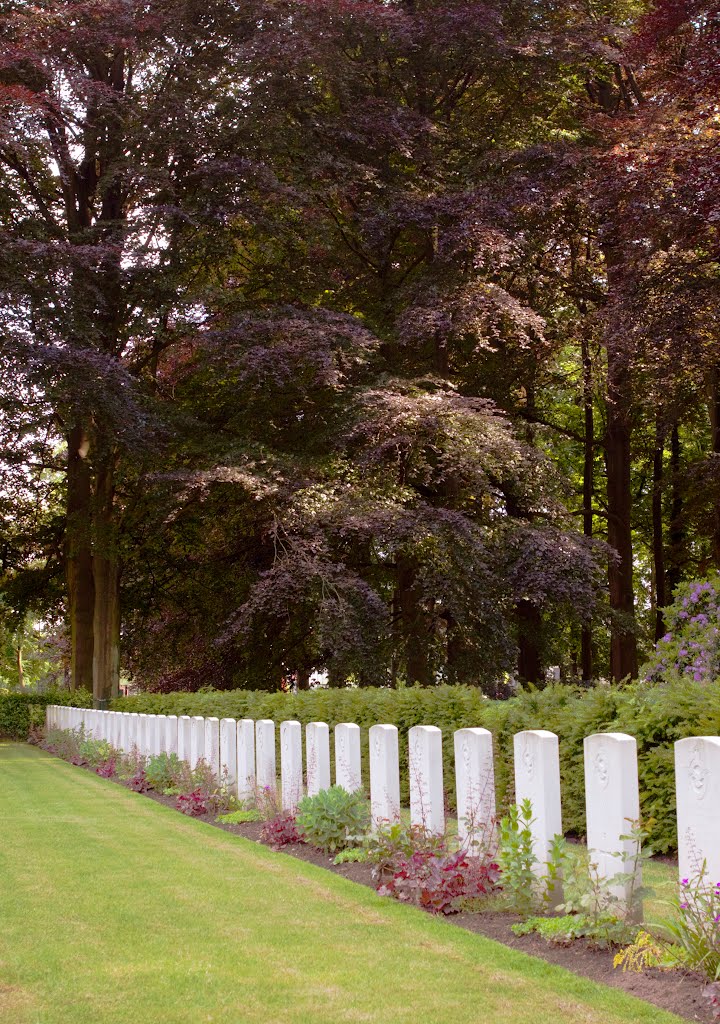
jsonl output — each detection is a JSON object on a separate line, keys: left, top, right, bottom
{"left": 498, "top": 799, "right": 544, "bottom": 917}
{"left": 113, "top": 679, "right": 720, "bottom": 853}
{"left": 497, "top": 800, "right": 565, "bottom": 916}
{"left": 79, "top": 738, "right": 114, "bottom": 768}
{"left": 333, "top": 848, "right": 369, "bottom": 865}
{"left": 295, "top": 786, "right": 370, "bottom": 854}
{"left": 216, "top": 809, "right": 263, "bottom": 824}
{"left": 42, "top": 726, "right": 83, "bottom": 762}
{"left": 0, "top": 689, "right": 92, "bottom": 739}
{"left": 556, "top": 822, "right": 655, "bottom": 946}
{"left": 362, "top": 822, "right": 447, "bottom": 882}
{"left": 512, "top": 914, "right": 599, "bottom": 944}
{"left": 144, "top": 752, "right": 183, "bottom": 793}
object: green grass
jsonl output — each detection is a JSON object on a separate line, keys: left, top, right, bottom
{"left": 0, "top": 743, "right": 684, "bottom": 1024}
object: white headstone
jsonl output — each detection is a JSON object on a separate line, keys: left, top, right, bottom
{"left": 409, "top": 725, "right": 444, "bottom": 835}
{"left": 255, "top": 720, "right": 276, "bottom": 793}
{"left": 237, "top": 719, "right": 256, "bottom": 801}
{"left": 220, "top": 719, "right": 238, "bottom": 789}
{"left": 177, "top": 715, "right": 191, "bottom": 763}
{"left": 128, "top": 712, "right": 139, "bottom": 753}
{"left": 306, "top": 722, "right": 331, "bottom": 796}
{"left": 137, "top": 713, "right": 148, "bottom": 755}
{"left": 164, "top": 715, "right": 178, "bottom": 756}
{"left": 147, "top": 716, "right": 158, "bottom": 757}
{"left": 675, "top": 737, "right": 720, "bottom": 886}
{"left": 335, "top": 723, "right": 362, "bottom": 793}
{"left": 190, "top": 715, "right": 205, "bottom": 769}
{"left": 280, "top": 720, "right": 303, "bottom": 812}
{"left": 514, "top": 730, "right": 563, "bottom": 901}
{"left": 454, "top": 727, "right": 496, "bottom": 852}
{"left": 584, "top": 732, "right": 641, "bottom": 905}
{"left": 204, "top": 717, "right": 221, "bottom": 778}
{"left": 369, "top": 724, "right": 400, "bottom": 828}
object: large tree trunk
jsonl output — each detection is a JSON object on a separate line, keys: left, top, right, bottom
{"left": 581, "top": 330, "right": 594, "bottom": 681}
{"left": 709, "top": 367, "right": 720, "bottom": 568}
{"left": 397, "top": 552, "right": 433, "bottom": 686}
{"left": 666, "top": 423, "right": 684, "bottom": 598}
{"left": 92, "top": 455, "right": 120, "bottom": 703}
{"left": 602, "top": 243, "right": 638, "bottom": 681}
{"left": 65, "top": 424, "right": 95, "bottom": 692}
{"left": 516, "top": 599, "right": 543, "bottom": 685}
{"left": 652, "top": 419, "right": 667, "bottom": 640}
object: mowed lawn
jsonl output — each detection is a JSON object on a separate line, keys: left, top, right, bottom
{"left": 0, "top": 743, "right": 683, "bottom": 1024}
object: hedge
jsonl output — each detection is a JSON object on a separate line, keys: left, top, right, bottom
{"left": 112, "top": 680, "right": 720, "bottom": 854}
{"left": 0, "top": 689, "right": 93, "bottom": 740}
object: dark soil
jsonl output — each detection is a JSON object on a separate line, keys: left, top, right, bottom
{"left": 68, "top": 756, "right": 716, "bottom": 1023}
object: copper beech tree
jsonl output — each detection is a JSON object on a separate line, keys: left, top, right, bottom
{"left": 1, "top": 0, "right": 718, "bottom": 693}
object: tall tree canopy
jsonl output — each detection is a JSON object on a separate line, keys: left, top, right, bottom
{"left": 1, "top": 0, "right": 718, "bottom": 696}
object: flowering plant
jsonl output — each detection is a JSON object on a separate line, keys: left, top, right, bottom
{"left": 663, "top": 867, "right": 720, "bottom": 980}
{"left": 643, "top": 573, "right": 720, "bottom": 684}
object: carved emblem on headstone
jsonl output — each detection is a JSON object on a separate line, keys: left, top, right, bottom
{"left": 594, "top": 748, "right": 609, "bottom": 790}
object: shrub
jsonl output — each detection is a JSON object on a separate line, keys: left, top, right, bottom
{"left": 378, "top": 850, "right": 500, "bottom": 915}
{"left": 643, "top": 574, "right": 720, "bottom": 685}
{"left": 145, "top": 752, "right": 183, "bottom": 793}
{"left": 41, "top": 727, "right": 83, "bottom": 762}
{"left": 296, "top": 786, "right": 370, "bottom": 853}
{"left": 260, "top": 813, "right": 304, "bottom": 848}
{"left": 111, "top": 678, "right": 720, "bottom": 853}
{"left": 0, "top": 689, "right": 92, "bottom": 740}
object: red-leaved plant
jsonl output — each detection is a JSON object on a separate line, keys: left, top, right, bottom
{"left": 96, "top": 758, "right": 116, "bottom": 778}
{"left": 378, "top": 850, "right": 500, "bottom": 915}
{"left": 176, "top": 788, "right": 207, "bottom": 817}
{"left": 260, "top": 813, "right": 304, "bottom": 849}
{"left": 128, "top": 770, "right": 150, "bottom": 793}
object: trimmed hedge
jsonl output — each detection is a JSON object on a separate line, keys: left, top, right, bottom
{"left": 111, "top": 680, "right": 720, "bottom": 854}
{"left": 0, "top": 689, "right": 93, "bottom": 740}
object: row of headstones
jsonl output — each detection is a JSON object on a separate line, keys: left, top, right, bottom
{"left": 46, "top": 706, "right": 720, "bottom": 893}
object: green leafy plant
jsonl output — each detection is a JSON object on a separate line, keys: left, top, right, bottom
{"left": 512, "top": 915, "right": 601, "bottom": 945}
{"left": 79, "top": 738, "right": 114, "bottom": 768}
{"left": 362, "top": 822, "right": 447, "bottom": 883}
{"left": 145, "top": 752, "right": 183, "bottom": 793}
{"left": 556, "top": 821, "right": 655, "bottom": 946}
{"left": 216, "top": 809, "right": 263, "bottom": 824}
{"left": 116, "top": 748, "right": 146, "bottom": 782}
{"left": 497, "top": 799, "right": 536, "bottom": 914}
{"left": 497, "top": 799, "right": 556, "bottom": 917}
{"left": 333, "top": 848, "right": 369, "bottom": 865}
{"left": 296, "top": 786, "right": 370, "bottom": 854}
